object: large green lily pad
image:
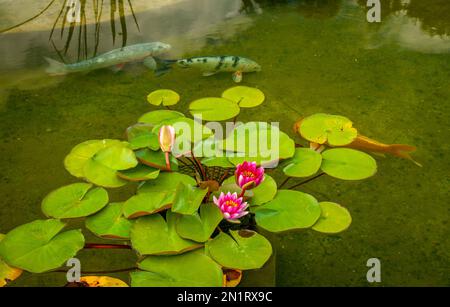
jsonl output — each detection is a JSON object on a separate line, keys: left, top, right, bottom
{"left": 135, "top": 148, "right": 179, "bottom": 171}
{"left": 117, "top": 164, "right": 160, "bottom": 181}
{"left": 175, "top": 203, "right": 223, "bottom": 242}
{"left": 312, "top": 202, "right": 352, "bottom": 234}
{"left": 283, "top": 148, "right": 322, "bottom": 177}
{"left": 123, "top": 192, "right": 173, "bottom": 219}
{"left": 0, "top": 234, "right": 22, "bottom": 287}
{"left": 131, "top": 250, "right": 223, "bottom": 287}
{"left": 138, "top": 110, "right": 185, "bottom": 125}
{"left": 92, "top": 144, "right": 138, "bottom": 170}
{"left": 83, "top": 158, "right": 128, "bottom": 188}
{"left": 130, "top": 212, "right": 201, "bottom": 255}
{"left": 207, "top": 230, "right": 272, "bottom": 270}
{"left": 147, "top": 89, "right": 180, "bottom": 106}
{"left": 138, "top": 172, "right": 197, "bottom": 201}
{"left": 0, "top": 219, "right": 85, "bottom": 273}
{"left": 299, "top": 113, "right": 358, "bottom": 146}
{"left": 221, "top": 86, "right": 265, "bottom": 108}
{"left": 85, "top": 202, "right": 133, "bottom": 239}
{"left": 189, "top": 97, "right": 240, "bottom": 121}
{"left": 126, "top": 123, "right": 160, "bottom": 151}
{"left": 321, "top": 148, "right": 377, "bottom": 180}
{"left": 42, "top": 183, "right": 109, "bottom": 219}
{"left": 171, "top": 183, "right": 208, "bottom": 215}
{"left": 221, "top": 174, "right": 277, "bottom": 206}
{"left": 253, "top": 190, "right": 321, "bottom": 232}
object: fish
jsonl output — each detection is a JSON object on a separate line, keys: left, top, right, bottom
{"left": 293, "top": 118, "right": 421, "bottom": 166}
{"left": 44, "top": 42, "right": 171, "bottom": 76}
{"left": 156, "top": 56, "right": 261, "bottom": 82}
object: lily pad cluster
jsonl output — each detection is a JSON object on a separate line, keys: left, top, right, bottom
{"left": 0, "top": 88, "right": 393, "bottom": 287}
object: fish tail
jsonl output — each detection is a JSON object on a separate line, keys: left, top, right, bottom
{"left": 44, "top": 57, "right": 67, "bottom": 76}
{"left": 154, "top": 58, "right": 177, "bottom": 77}
{"left": 388, "top": 144, "right": 422, "bottom": 167}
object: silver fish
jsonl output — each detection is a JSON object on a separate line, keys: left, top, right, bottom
{"left": 45, "top": 42, "right": 171, "bottom": 75}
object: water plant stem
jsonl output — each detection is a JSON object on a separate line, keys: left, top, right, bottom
{"left": 287, "top": 173, "right": 325, "bottom": 190}
{"left": 278, "top": 176, "right": 291, "bottom": 189}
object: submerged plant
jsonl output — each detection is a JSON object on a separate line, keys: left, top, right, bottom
{"left": 0, "top": 86, "right": 418, "bottom": 287}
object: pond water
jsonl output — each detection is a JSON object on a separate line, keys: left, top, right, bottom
{"left": 0, "top": 0, "right": 449, "bottom": 286}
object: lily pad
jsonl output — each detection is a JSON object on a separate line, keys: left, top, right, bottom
{"left": 130, "top": 211, "right": 201, "bottom": 255}
{"left": 79, "top": 276, "right": 129, "bottom": 287}
{"left": 138, "top": 110, "right": 185, "bottom": 126}
{"left": 42, "top": 183, "right": 109, "bottom": 219}
{"left": 171, "top": 183, "right": 208, "bottom": 215}
{"left": 222, "top": 86, "right": 265, "bottom": 108}
{"left": 135, "top": 148, "right": 179, "bottom": 171}
{"left": 138, "top": 172, "right": 197, "bottom": 201}
{"left": 64, "top": 139, "right": 123, "bottom": 178}
{"left": 321, "top": 148, "right": 377, "bottom": 180}
{"left": 175, "top": 203, "right": 223, "bottom": 242}
{"left": 117, "top": 164, "right": 160, "bottom": 181}
{"left": 283, "top": 148, "right": 322, "bottom": 177}
{"left": 222, "top": 174, "right": 277, "bottom": 206}
{"left": 299, "top": 113, "right": 357, "bottom": 146}
{"left": 131, "top": 250, "right": 223, "bottom": 287}
{"left": 201, "top": 157, "right": 234, "bottom": 168}
{"left": 123, "top": 192, "right": 173, "bottom": 219}
{"left": 147, "top": 89, "right": 180, "bottom": 106}
{"left": 253, "top": 190, "right": 321, "bottom": 232}
{"left": 0, "top": 234, "right": 22, "bottom": 287}
{"left": 312, "top": 202, "right": 352, "bottom": 234}
{"left": 92, "top": 144, "right": 138, "bottom": 171}
{"left": 83, "top": 158, "right": 128, "bottom": 188}
{"left": 0, "top": 219, "right": 85, "bottom": 273}
{"left": 189, "top": 97, "right": 240, "bottom": 121}
{"left": 126, "top": 123, "right": 160, "bottom": 150}
{"left": 85, "top": 202, "right": 133, "bottom": 239}
{"left": 207, "top": 230, "right": 272, "bottom": 270}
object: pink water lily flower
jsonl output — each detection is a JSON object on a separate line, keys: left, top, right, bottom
{"left": 213, "top": 192, "right": 249, "bottom": 222}
{"left": 235, "top": 161, "right": 265, "bottom": 190}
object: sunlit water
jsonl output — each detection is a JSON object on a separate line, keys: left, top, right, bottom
{"left": 0, "top": 0, "right": 449, "bottom": 286}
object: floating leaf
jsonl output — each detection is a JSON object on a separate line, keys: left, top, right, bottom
{"left": 138, "top": 172, "right": 197, "bottom": 202}
{"left": 135, "top": 148, "right": 178, "bottom": 171}
{"left": 147, "top": 89, "right": 180, "bottom": 106}
{"left": 130, "top": 211, "right": 201, "bottom": 255}
{"left": 126, "top": 123, "right": 159, "bottom": 150}
{"left": 171, "top": 183, "right": 208, "bottom": 215}
{"left": 131, "top": 250, "right": 223, "bottom": 287}
{"left": 123, "top": 192, "right": 172, "bottom": 219}
{"left": 189, "top": 97, "right": 240, "bottom": 121}
{"left": 201, "top": 157, "right": 234, "bottom": 168}
{"left": 312, "top": 202, "right": 352, "bottom": 234}
{"left": 0, "top": 219, "right": 84, "bottom": 273}
{"left": 85, "top": 202, "right": 133, "bottom": 239}
{"left": 221, "top": 174, "right": 277, "bottom": 206}
{"left": 321, "top": 148, "right": 377, "bottom": 180}
{"left": 175, "top": 203, "right": 223, "bottom": 242}
{"left": 78, "top": 276, "right": 129, "bottom": 287}
{"left": 117, "top": 164, "right": 160, "bottom": 181}
{"left": 92, "top": 144, "right": 138, "bottom": 170}
{"left": 0, "top": 234, "right": 22, "bottom": 287}
{"left": 283, "top": 148, "right": 322, "bottom": 177}
{"left": 64, "top": 139, "right": 123, "bottom": 178}
{"left": 138, "top": 110, "right": 185, "bottom": 125}
{"left": 299, "top": 113, "right": 357, "bottom": 146}
{"left": 42, "top": 183, "right": 109, "bottom": 219}
{"left": 207, "top": 230, "right": 272, "bottom": 270}
{"left": 222, "top": 86, "right": 265, "bottom": 108}
{"left": 83, "top": 159, "right": 128, "bottom": 188}
{"left": 253, "top": 190, "right": 321, "bottom": 232}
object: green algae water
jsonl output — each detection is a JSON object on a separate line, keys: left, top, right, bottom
{"left": 0, "top": 0, "right": 449, "bottom": 286}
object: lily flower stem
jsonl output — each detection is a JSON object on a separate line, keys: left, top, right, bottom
{"left": 84, "top": 243, "right": 132, "bottom": 250}
{"left": 278, "top": 176, "right": 291, "bottom": 189}
{"left": 287, "top": 172, "right": 325, "bottom": 190}
{"left": 186, "top": 157, "right": 202, "bottom": 177}
{"left": 238, "top": 187, "right": 247, "bottom": 198}
{"left": 191, "top": 151, "right": 207, "bottom": 181}
{"left": 165, "top": 151, "right": 171, "bottom": 171}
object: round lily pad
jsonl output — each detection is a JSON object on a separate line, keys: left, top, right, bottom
{"left": 126, "top": 123, "right": 160, "bottom": 151}
{"left": 221, "top": 86, "right": 265, "bottom": 108}
{"left": 138, "top": 172, "right": 197, "bottom": 203}
{"left": 92, "top": 144, "right": 138, "bottom": 171}
{"left": 138, "top": 110, "right": 185, "bottom": 125}
{"left": 42, "top": 183, "right": 109, "bottom": 219}
{"left": 321, "top": 148, "right": 377, "bottom": 180}
{"left": 147, "top": 89, "right": 180, "bottom": 106}
{"left": 131, "top": 250, "right": 223, "bottom": 287}
{"left": 207, "top": 230, "right": 272, "bottom": 270}
{"left": 171, "top": 183, "right": 208, "bottom": 215}
{"left": 83, "top": 158, "right": 128, "bottom": 188}
{"left": 299, "top": 113, "right": 358, "bottom": 146}
{"left": 189, "top": 97, "right": 240, "bottom": 121}
{"left": 0, "top": 219, "right": 85, "bottom": 273}
{"left": 283, "top": 148, "right": 322, "bottom": 177}
{"left": 312, "top": 202, "right": 352, "bottom": 234}
{"left": 253, "top": 190, "right": 321, "bottom": 232}
{"left": 130, "top": 211, "right": 202, "bottom": 255}
{"left": 117, "top": 164, "right": 160, "bottom": 181}
{"left": 0, "top": 234, "right": 22, "bottom": 287}
{"left": 85, "top": 202, "right": 133, "bottom": 239}
{"left": 123, "top": 192, "right": 173, "bottom": 219}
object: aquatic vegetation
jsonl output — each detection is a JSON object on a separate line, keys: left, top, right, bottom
{"left": 0, "top": 86, "right": 415, "bottom": 287}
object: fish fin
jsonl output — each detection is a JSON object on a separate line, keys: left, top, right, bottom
{"left": 389, "top": 144, "right": 422, "bottom": 167}
{"left": 143, "top": 56, "right": 157, "bottom": 70}
{"left": 110, "top": 63, "right": 125, "bottom": 73}
{"left": 202, "top": 71, "right": 218, "bottom": 77}
{"left": 44, "top": 57, "right": 67, "bottom": 76}
{"left": 370, "top": 152, "right": 386, "bottom": 158}
{"left": 153, "top": 58, "right": 177, "bottom": 77}
{"left": 232, "top": 71, "right": 242, "bottom": 83}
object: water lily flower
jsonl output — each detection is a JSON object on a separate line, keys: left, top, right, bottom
{"left": 159, "top": 125, "right": 176, "bottom": 153}
{"left": 235, "top": 161, "right": 265, "bottom": 190}
{"left": 213, "top": 192, "right": 249, "bottom": 222}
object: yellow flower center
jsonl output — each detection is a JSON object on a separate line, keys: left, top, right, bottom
{"left": 242, "top": 170, "right": 255, "bottom": 178}
{"left": 225, "top": 200, "right": 238, "bottom": 207}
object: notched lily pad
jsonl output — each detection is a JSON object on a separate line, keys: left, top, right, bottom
{"left": 85, "top": 202, "right": 133, "bottom": 239}
{"left": 321, "top": 148, "right": 377, "bottom": 180}
{"left": 77, "top": 276, "right": 129, "bottom": 287}
{"left": 147, "top": 89, "right": 180, "bottom": 106}
{"left": 222, "top": 86, "right": 265, "bottom": 108}
{"left": 0, "top": 234, "right": 22, "bottom": 287}
{"left": 138, "top": 110, "right": 185, "bottom": 125}
{"left": 189, "top": 97, "right": 240, "bottom": 121}
{"left": 312, "top": 202, "right": 352, "bottom": 234}
{"left": 126, "top": 123, "right": 160, "bottom": 151}
{"left": 171, "top": 183, "right": 208, "bottom": 215}
{"left": 283, "top": 148, "right": 322, "bottom": 177}
{"left": 123, "top": 192, "right": 173, "bottom": 219}
{"left": 117, "top": 164, "right": 160, "bottom": 181}
{"left": 135, "top": 148, "right": 179, "bottom": 171}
